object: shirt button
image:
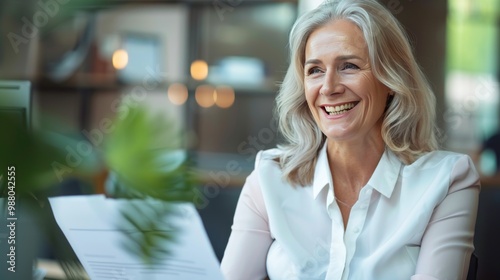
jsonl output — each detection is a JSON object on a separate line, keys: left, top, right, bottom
{"left": 353, "top": 227, "right": 360, "bottom": 233}
{"left": 365, "top": 189, "right": 373, "bottom": 196}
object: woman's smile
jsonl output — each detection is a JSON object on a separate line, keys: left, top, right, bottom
{"left": 321, "top": 101, "right": 360, "bottom": 118}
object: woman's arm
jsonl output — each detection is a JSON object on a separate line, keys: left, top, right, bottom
{"left": 221, "top": 169, "right": 273, "bottom": 280}
{"left": 412, "top": 155, "right": 481, "bottom": 280}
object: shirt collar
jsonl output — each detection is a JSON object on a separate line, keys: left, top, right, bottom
{"left": 311, "top": 143, "right": 403, "bottom": 199}
{"left": 366, "top": 148, "right": 402, "bottom": 198}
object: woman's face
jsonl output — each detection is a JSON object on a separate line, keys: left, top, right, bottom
{"left": 304, "top": 19, "right": 389, "bottom": 144}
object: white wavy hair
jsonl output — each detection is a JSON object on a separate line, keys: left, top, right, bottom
{"left": 275, "top": 0, "right": 438, "bottom": 186}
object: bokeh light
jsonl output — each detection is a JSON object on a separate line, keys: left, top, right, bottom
{"left": 215, "top": 86, "right": 235, "bottom": 108}
{"left": 190, "top": 60, "right": 209, "bottom": 80}
{"left": 167, "top": 83, "right": 188, "bottom": 105}
{"left": 112, "top": 49, "right": 128, "bottom": 70}
{"left": 195, "top": 85, "right": 216, "bottom": 108}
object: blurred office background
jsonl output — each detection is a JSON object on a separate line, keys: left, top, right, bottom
{"left": 0, "top": 0, "right": 499, "bottom": 278}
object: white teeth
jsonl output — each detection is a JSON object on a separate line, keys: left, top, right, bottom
{"left": 324, "top": 102, "right": 356, "bottom": 114}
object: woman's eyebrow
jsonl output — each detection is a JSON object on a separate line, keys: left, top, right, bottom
{"left": 336, "top": 55, "right": 362, "bottom": 61}
{"left": 305, "top": 55, "right": 363, "bottom": 66}
{"left": 304, "top": 58, "right": 321, "bottom": 66}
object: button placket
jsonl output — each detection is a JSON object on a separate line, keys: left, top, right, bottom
{"left": 328, "top": 213, "right": 347, "bottom": 280}
{"left": 342, "top": 187, "right": 373, "bottom": 278}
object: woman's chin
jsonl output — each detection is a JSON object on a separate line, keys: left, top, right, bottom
{"left": 322, "top": 128, "right": 356, "bottom": 142}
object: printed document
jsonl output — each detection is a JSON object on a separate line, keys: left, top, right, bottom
{"left": 49, "top": 195, "right": 224, "bottom": 280}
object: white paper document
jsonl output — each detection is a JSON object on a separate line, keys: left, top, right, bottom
{"left": 49, "top": 195, "right": 225, "bottom": 280}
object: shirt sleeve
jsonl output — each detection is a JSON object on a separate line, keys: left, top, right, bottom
{"left": 412, "top": 155, "right": 480, "bottom": 280}
{"left": 220, "top": 160, "right": 273, "bottom": 280}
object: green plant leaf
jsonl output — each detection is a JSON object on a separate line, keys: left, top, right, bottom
{"left": 0, "top": 113, "right": 100, "bottom": 195}
{"left": 103, "top": 105, "right": 197, "bottom": 263}
{"left": 103, "top": 105, "right": 196, "bottom": 203}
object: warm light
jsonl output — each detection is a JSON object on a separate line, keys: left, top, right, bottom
{"left": 112, "top": 49, "right": 128, "bottom": 70}
{"left": 190, "top": 60, "right": 209, "bottom": 80}
{"left": 215, "top": 86, "right": 235, "bottom": 108}
{"left": 167, "top": 83, "right": 188, "bottom": 105}
{"left": 195, "top": 85, "right": 216, "bottom": 108}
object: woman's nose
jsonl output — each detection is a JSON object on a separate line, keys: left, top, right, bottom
{"left": 319, "top": 71, "right": 344, "bottom": 96}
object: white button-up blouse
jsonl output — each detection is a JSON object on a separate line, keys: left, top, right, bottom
{"left": 221, "top": 144, "right": 480, "bottom": 280}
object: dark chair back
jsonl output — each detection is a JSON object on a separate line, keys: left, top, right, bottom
{"left": 467, "top": 253, "right": 478, "bottom": 280}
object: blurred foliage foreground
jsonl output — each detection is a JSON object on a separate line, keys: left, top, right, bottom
{"left": 0, "top": 105, "right": 197, "bottom": 275}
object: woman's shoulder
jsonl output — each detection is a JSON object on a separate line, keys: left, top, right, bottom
{"left": 399, "top": 150, "right": 480, "bottom": 198}
{"left": 255, "top": 148, "right": 283, "bottom": 168}
{"left": 252, "top": 148, "right": 291, "bottom": 191}
{"left": 409, "top": 150, "right": 472, "bottom": 168}
{"left": 405, "top": 150, "right": 479, "bottom": 182}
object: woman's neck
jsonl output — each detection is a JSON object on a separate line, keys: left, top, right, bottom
{"left": 326, "top": 136, "right": 385, "bottom": 192}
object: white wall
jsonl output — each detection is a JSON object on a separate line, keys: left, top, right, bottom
{"left": 298, "top": 0, "right": 324, "bottom": 15}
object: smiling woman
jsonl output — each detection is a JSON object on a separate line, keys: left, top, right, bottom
{"left": 221, "top": 0, "right": 480, "bottom": 279}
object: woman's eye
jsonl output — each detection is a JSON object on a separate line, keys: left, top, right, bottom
{"left": 307, "top": 67, "right": 322, "bottom": 75}
{"left": 340, "top": 62, "right": 359, "bottom": 71}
